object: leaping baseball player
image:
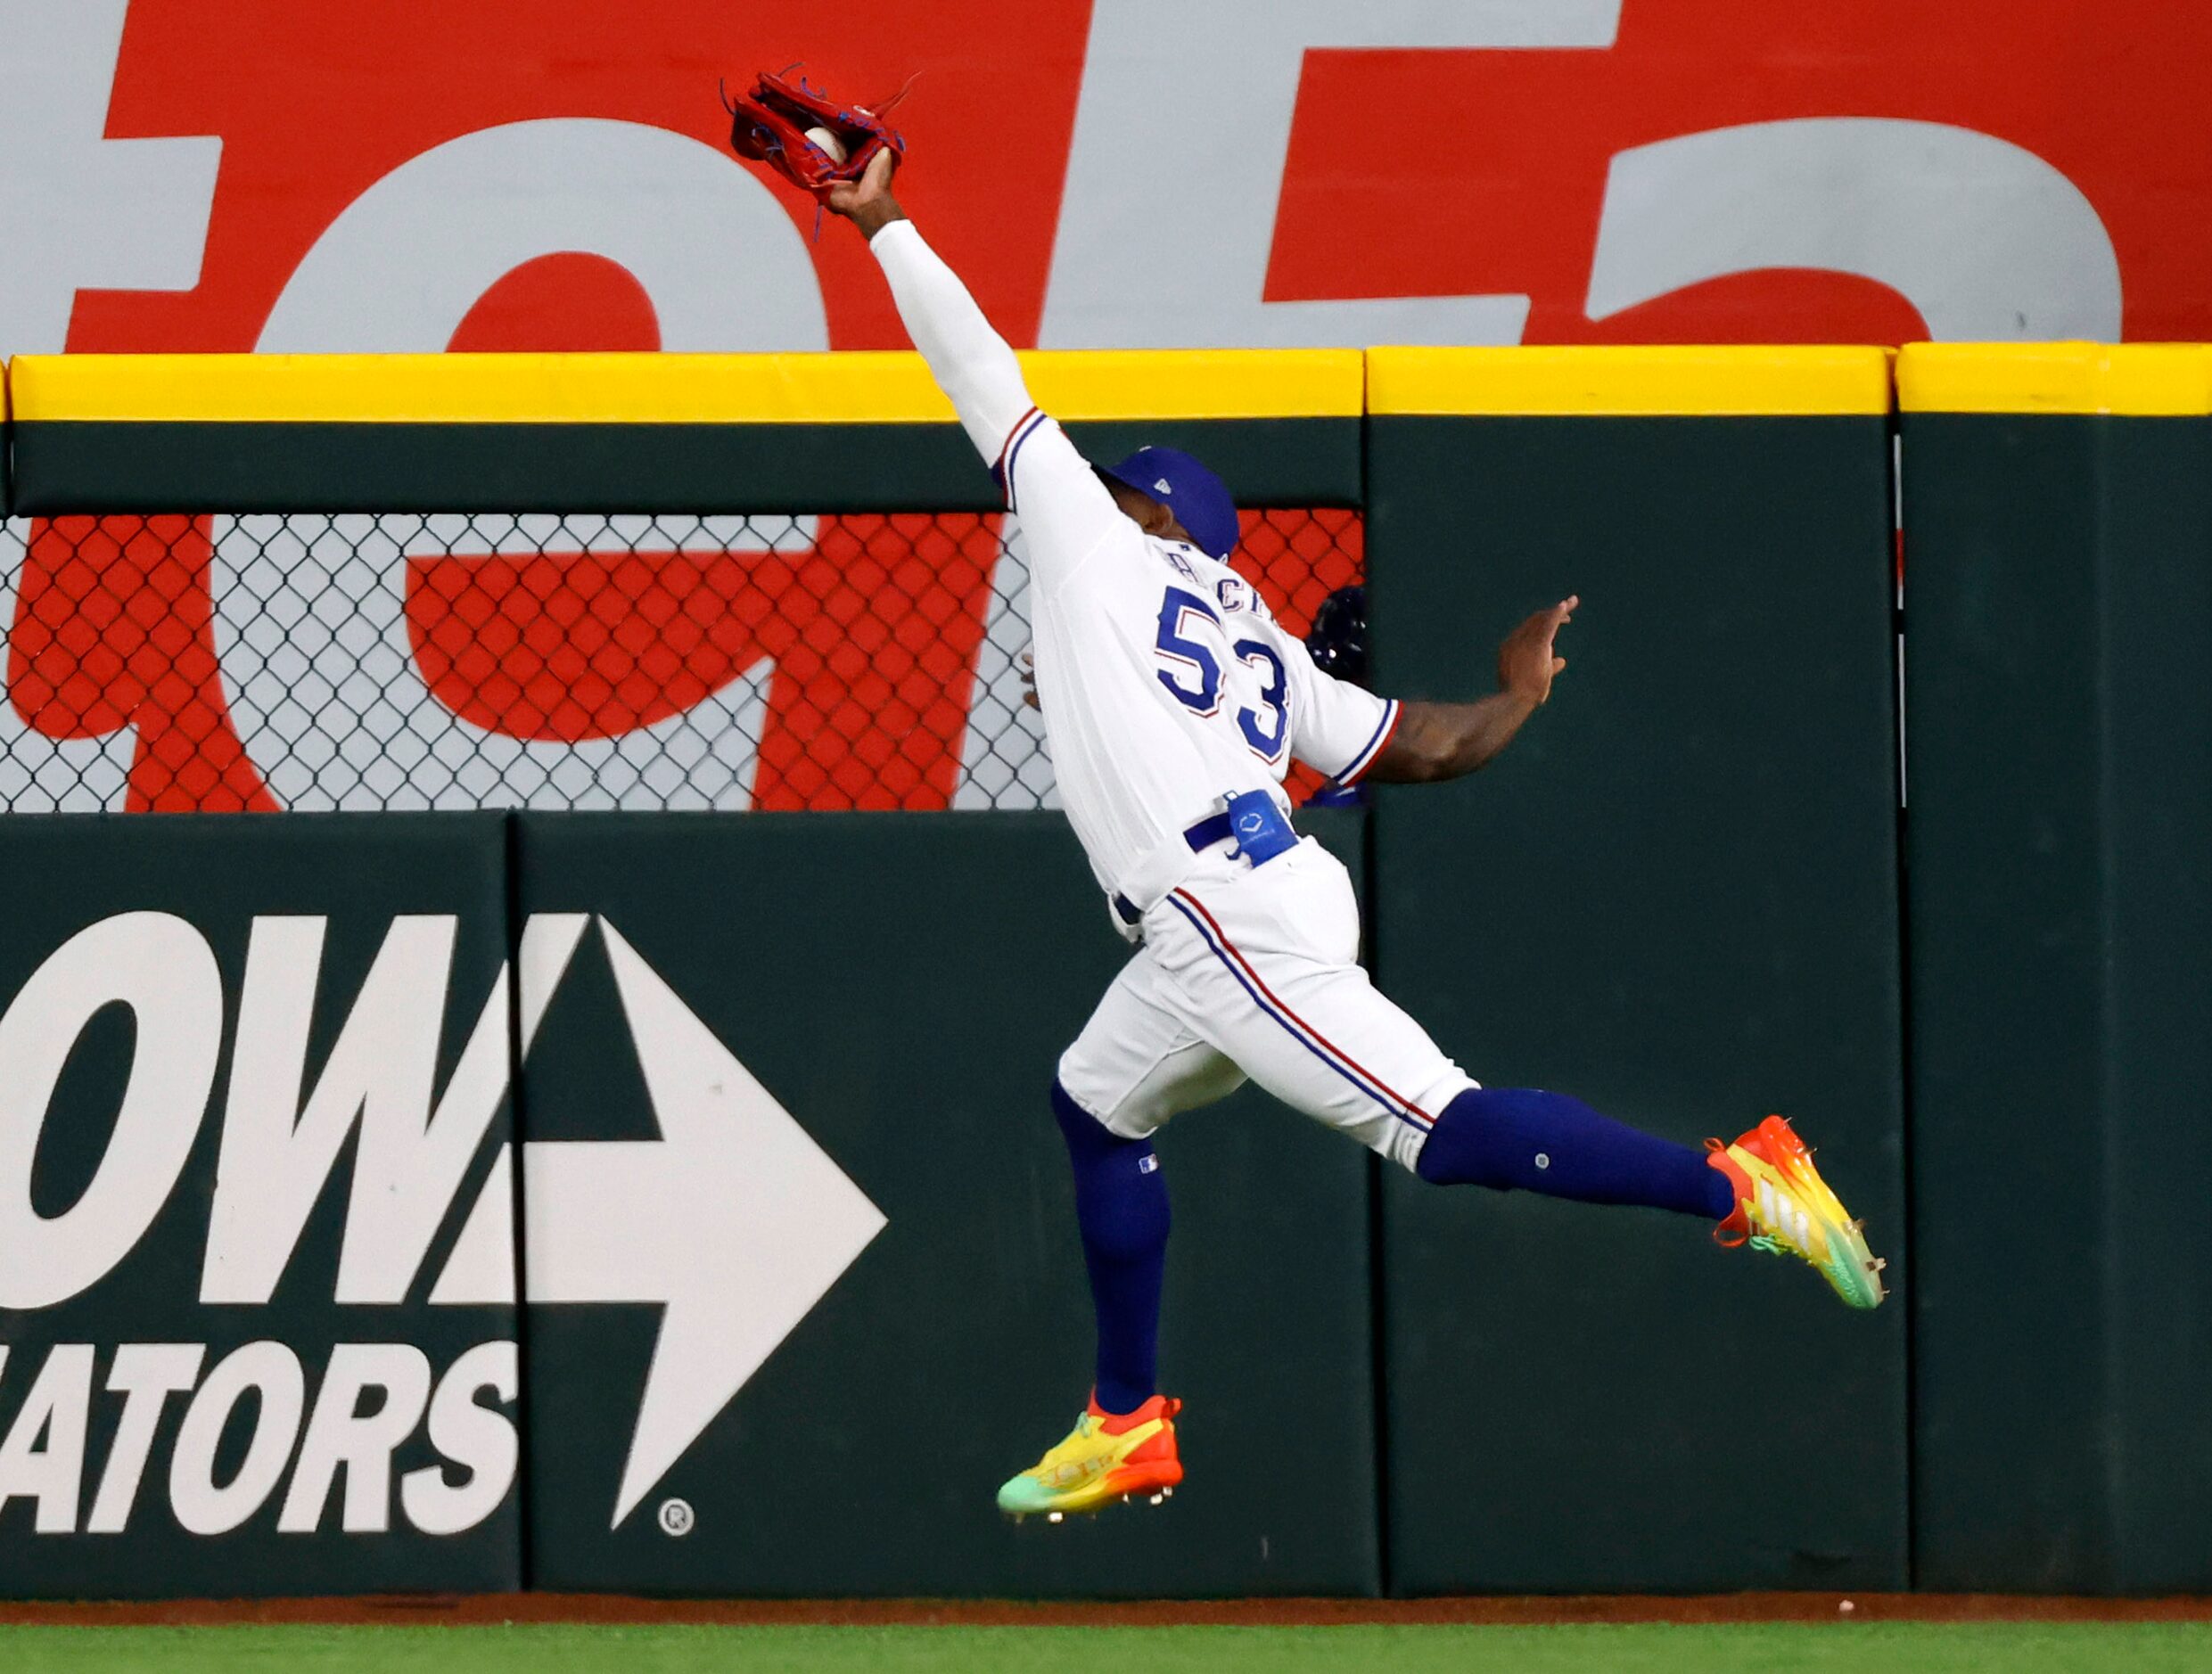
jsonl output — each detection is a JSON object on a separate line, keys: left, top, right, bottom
{"left": 730, "top": 80, "right": 1887, "bottom": 1522}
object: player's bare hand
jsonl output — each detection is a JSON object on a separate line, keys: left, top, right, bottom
{"left": 825, "top": 148, "right": 903, "bottom": 234}
{"left": 1018, "top": 646, "right": 1040, "bottom": 711}
{"left": 1497, "top": 595, "right": 1576, "bottom": 705}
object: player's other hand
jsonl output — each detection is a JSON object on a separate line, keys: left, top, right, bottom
{"left": 1497, "top": 595, "right": 1576, "bottom": 705}
{"left": 825, "top": 148, "right": 903, "bottom": 235}
{"left": 1018, "top": 646, "right": 1040, "bottom": 711}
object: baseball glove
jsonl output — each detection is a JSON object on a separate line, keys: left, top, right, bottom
{"left": 721, "top": 69, "right": 908, "bottom": 201}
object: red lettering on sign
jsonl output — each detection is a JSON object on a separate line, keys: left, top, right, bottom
{"left": 406, "top": 515, "right": 1001, "bottom": 809}
{"left": 10, "top": 518, "right": 276, "bottom": 811}
{"left": 1270, "top": 3, "right": 2212, "bottom": 341}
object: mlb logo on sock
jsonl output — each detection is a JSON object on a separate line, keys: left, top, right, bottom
{"left": 1139, "top": 1155, "right": 1159, "bottom": 1174}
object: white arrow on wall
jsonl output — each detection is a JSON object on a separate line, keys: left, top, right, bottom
{"left": 431, "top": 914, "right": 887, "bottom": 1529}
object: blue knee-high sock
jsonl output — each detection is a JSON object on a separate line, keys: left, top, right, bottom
{"left": 1415, "top": 1086, "right": 1734, "bottom": 1220}
{"left": 1052, "top": 1079, "right": 1170, "bottom": 1416}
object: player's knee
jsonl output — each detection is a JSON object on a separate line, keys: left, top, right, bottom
{"left": 1051, "top": 1073, "right": 1094, "bottom": 1128}
{"left": 1052, "top": 1076, "right": 1123, "bottom": 1155}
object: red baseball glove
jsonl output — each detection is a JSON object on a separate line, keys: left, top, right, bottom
{"left": 722, "top": 70, "right": 908, "bottom": 201}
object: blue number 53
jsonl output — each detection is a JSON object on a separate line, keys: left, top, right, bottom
{"left": 1155, "top": 586, "right": 1287, "bottom": 759}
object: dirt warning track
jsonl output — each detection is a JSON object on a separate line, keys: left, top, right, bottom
{"left": 4, "top": 1594, "right": 2210, "bottom": 1629}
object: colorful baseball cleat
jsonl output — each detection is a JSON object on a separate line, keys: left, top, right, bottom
{"left": 1707, "top": 1114, "right": 1887, "bottom": 1309}
{"left": 996, "top": 1393, "right": 1183, "bottom": 1519}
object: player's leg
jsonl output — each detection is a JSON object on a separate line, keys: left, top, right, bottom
{"left": 997, "top": 953, "right": 1244, "bottom": 1517}
{"left": 1052, "top": 957, "right": 1245, "bottom": 1413}
{"left": 1410, "top": 1085, "right": 1731, "bottom": 1219}
{"left": 1048, "top": 1081, "right": 1171, "bottom": 1419}
{"left": 1155, "top": 860, "right": 1720, "bottom": 1211}
{"left": 1152, "top": 844, "right": 1884, "bottom": 1305}
{"left": 1402, "top": 1056, "right": 1884, "bottom": 1306}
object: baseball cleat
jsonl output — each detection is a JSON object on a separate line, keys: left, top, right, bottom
{"left": 997, "top": 1393, "right": 1183, "bottom": 1519}
{"left": 1707, "top": 1115, "right": 1887, "bottom": 1309}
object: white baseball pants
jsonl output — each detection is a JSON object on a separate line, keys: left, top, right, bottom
{"left": 1056, "top": 839, "right": 1476, "bottom": 1171}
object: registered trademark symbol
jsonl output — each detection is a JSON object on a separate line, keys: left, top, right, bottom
{"left": 657, "top": 1497, "right": 695, "bottom": 1538}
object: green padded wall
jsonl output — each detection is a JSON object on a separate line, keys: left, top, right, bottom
{"left": 1902, "top": 386, "right": 2212, "bottom": 1591}
{"left": 1368, "top": 404, "right": 1907, "bottom": 1593}
{"left": 7, "top": 418, "right": 1357, "bottom": 514}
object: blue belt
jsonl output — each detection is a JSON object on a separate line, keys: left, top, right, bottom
{"left": 1113, "top": 791, "right": 1297, "bottom": 926}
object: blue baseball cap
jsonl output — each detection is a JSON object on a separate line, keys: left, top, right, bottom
{"left": 1097, "top": 446, "right": 1241, "bottom": 560}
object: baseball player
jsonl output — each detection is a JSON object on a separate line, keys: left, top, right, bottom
{"left": 824, "top": 150, "right": 1887, "bottom": 1521}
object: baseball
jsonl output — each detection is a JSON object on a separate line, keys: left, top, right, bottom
{"left": 803, "top": 126, "right": 849, "bottom": 165}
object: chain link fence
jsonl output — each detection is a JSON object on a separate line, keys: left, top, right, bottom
{"left": 0, "top": 509, "right": 1361, "bottom": 814}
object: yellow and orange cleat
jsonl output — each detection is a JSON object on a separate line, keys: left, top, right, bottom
{"left": 1707, "top": 1115, "right": 1888, "bottom": 1309}
{"left": 996, "top": 1393, "right": 1183, "bottom": 1520}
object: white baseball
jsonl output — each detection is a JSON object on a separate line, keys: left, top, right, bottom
{"left": 803, "top": 127, "right": 850, "bottom": 166}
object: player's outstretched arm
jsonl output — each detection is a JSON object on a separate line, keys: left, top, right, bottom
{"left": 825, "top": 150, "right": 1034, "bottom": 464}
{"left": 1365, "top": 596, "right": 1577, "bottom": 784}
{"left": 826, "top": 149, "right": 1127, "bottom": 592}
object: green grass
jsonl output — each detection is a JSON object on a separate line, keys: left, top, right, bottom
{"left": 4, "top": 1624, "right": 2211, "bottom": 1674}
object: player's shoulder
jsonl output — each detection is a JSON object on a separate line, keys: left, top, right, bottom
{"left": 1145, "top": 537, "right": 1279, "bottom": 626}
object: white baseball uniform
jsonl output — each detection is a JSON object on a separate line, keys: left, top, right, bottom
{"left": 872, "top": 220, "right": 1476, "bottom": 1170}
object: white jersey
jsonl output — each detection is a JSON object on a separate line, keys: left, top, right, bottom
{"left": 874, "top": 218, "right": 1471, "bottom": 1175}
{"left": 871, "top": 221, "right": 1399, "bottom": 907}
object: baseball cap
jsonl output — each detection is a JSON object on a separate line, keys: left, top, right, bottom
{"left": 1096, "top": 446, "right": 1241, "bottom": 561}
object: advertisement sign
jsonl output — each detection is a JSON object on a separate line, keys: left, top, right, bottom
{"left": 0, "top": 816, "right": 522, "bottom": 1596}
{"left": 7, "top": 0, "right": 2208, "bottom": 362}
{"left": 0, "top": 810, "right": 1378, "bottom": 1596}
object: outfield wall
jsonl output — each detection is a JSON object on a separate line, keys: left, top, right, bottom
{"left": 0, "top": 347, "right": 2204, "bottom": 1597}
{"left": 1366, "top": 349, "right": 1907, "bottom": 1594}
{"left": 1898, "top": 344, "right": 2212, "bottom": 1592}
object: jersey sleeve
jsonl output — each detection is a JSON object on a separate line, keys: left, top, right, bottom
{"left": 869, "top": 219, "right": 1126, "bottom": 594}
{"left": 1279, "top": 628, "right": 1402, "bottom": 786}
